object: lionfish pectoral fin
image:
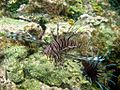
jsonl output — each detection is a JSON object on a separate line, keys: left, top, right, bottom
{"left": 95, "top": 81, "right": 104, "bottom": 90}
{"left": 108, "top": 80, "right": 116, "bottom": 86}
{"left": 100, "top": 84, "right": 109, "bottom": 90}
{"left": 107, "top": 73, "right": 117, "bottom": 78}
{"left": 110, "top": 74, "right": 117, "bottom": 78}
{"left": 95, "top": 81, "right": 109, "bottom": 90}
{"left": 105, "top": 64, "right": 117, "bottom": 70}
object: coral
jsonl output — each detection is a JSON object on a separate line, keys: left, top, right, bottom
{"left": 0, "top": 66, "right": 17, "bottom": 90}
{"left": 17, "top": 79, "right": 40, "bottom": 90}
{"left": 22, "top": 50, "right": 92, "bottom": 89}
{"left": 22, "top": 0, "right": 67, "bottom": 15}
{"left": 91, "top": 23, "right": 116, "bottom": 55}
{"left": 24, "top": 22, "right": 43, "bottom": 38}
{"left": 66, "top": 0, "right": 86, "bottom": 20}
{"left": 7, "top": 59, "right": 25, "bottom": 84}
{"left": 2, "top": 46, "right": 94, "bottom": 89}
{"left": 4, "top": 45, "right": 28, "bottom": 60}
{"left": 0, "top": 1, "right": 120, "bottom": 90}
{"left": 3, "top": 46, "right": 28, "bottom": 84}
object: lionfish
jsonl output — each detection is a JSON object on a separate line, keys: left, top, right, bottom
{"left": 80, "top": 56, "right": 120, "bottom": 90}
{"left": 44, "top": 31, "right": 79, "bottom": 63}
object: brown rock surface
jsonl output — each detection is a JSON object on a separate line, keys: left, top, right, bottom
{"left": 18, "top": 0, "right": 67, "bottom": 15}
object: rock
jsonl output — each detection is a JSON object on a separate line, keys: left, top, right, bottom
{"left": 45, "top": 22, "right": 71, "bottom": 35}
{"left": 80, "top": 14, "right": 108, "bottom": 26}
{"left": 24, "top": 22, "right": 42, "bottom": 36}
{"left": 7, "top": 63, "right": 25, "bottom": 84}
{"left": 22, "top": 51, "right": 90, "bottom": 89}
{"left": 0, "top": 17, "right": 29, "bottom": 33}
{"left": 0, "top": 66, "right": 17, "bottom": 90}
{"left": 20, "top": 0, "right": 67, "bottom": 15}
{"left": 3, "top": 46, "right": 27, "bottom": 85}
{"left": 16, "top": 4, "right": 27, "bottom": 13}
{"left": 40, "top": 82, "right": 69, "bottom": 90}
{"left": 4, "top": 45, "right": 28, "bottom": 59}
{"left": 17, "top": 78, "right": 69, "bottom": 90}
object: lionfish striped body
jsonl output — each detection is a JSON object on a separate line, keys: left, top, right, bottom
{"left": 81, "top": 57, "right": 120, "bottom": 90}
{"left": 82, "top": 60, "right": 100, "bottom": 82}
{"left": 44, "top": 35, "right": 78, "bottom": 63}
{"left": 81, "top": 59, "right": 109, "bottom": 90}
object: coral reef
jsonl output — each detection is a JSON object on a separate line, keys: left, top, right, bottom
{"left": 2, "top": 46, "right": 95, "bottom": 90}
{"left": 0, "top": 0, "right": 120, "bottom": 90}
